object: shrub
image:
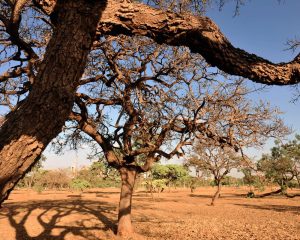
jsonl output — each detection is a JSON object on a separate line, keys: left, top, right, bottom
{"left": 70, "top": 179, "right": 91, "bottom": 191}
{"left": 246, "top": 191, "right": 255, "bottom": 198}
{"left": 33, "top": 184, "right": 44, "bottom": 194}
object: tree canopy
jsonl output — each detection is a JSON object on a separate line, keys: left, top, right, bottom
{"left": 257, "top": 135, "right": 300, "bottom": 194}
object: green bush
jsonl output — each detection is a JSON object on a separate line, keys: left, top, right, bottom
{"left": 70, "top": 179, "right": 91, "bottom": 191}
{"left": 253, "top": 180, "right": 265, "bottom": 192}
{"left": 288, "top": 180, "right": 299, "bottom": 189}
{"left": 33, "top": 184, "right": 44, "bottom": 194}
{"left": 246, "top": 191, "right": 255, "bottom": 198}
{"left": 94, "top": 179, "right": 120, "bottom": 188}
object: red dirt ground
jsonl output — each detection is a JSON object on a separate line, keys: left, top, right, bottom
{"left": 0, "top": 187, "right": 299, "bottom": 240}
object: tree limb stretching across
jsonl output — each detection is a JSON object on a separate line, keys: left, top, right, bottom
{"left": 33, "top": 0, "right": 300, "bottom": 85}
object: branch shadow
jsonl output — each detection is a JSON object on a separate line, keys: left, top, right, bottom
{"left": 233, "top": 203, "right": 300, "bottom": 215}
{"left": 84, "top": 191, "right": 119, "bottom": 195}
{"left": 189, "top": 192, "right": 246, "bottom": 199}
{"left": 189, "top": 194, "right": 211, "bottom": 199}
{"left": 0, "top": 199, "right": 117, "bottom": 239}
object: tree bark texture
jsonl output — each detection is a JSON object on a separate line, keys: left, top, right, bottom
{"left": 211, "top": 181, "right": 221, "bottom": 206}
{"left": 34, "top": 0, "right": 300, "bottom": 85}
{"left": 0, "top": 0, "right": 106, "bottom": 204}
{"left": 117, "top": 166, "right": 137, "bottom": 236}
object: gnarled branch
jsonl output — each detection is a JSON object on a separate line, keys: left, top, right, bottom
{"left": 33, "top": 0, "right": 300, "bottom": 85}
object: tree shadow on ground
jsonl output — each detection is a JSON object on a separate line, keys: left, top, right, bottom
{"left": 189, "top": 193, "right": 246, "bottom": 199}
{"left": 234, "top": 203, "right": 300, "bottom": 215}
{"left": 189, "top": 194, "right": 211, "bottom": 199}
{"left": 83, "top": 191, "right": 119, "bottom": 195}
{"left": 0, "top": 199, "right": 118, "bottom": 240}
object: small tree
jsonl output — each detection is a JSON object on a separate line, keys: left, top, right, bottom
{"left": 39, "top": 169, "right": 71, "bottom": 190}
{"left": 187, "top": 145, "right": 242, "bottom": 205}
{"left": 74, "top": 161, "right": 120, "bottom": 188}
{"left": 241, "top": 167, "right": 265, "bottom": 197}
{"left": 17, "top": 155, "right": 46, "bottom": 189}
{"left": 70, "top": 179, "right": 91, "bottom": 192}
{"left": 257, "top": 136, "right": 300, "bottom": 197}
{"left": 151, "top": 164, "right": 190, "bottom": 190}
{"left": 51, "top": 34, "right": 288, "bottom": 235}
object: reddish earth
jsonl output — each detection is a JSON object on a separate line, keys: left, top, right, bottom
{"left": 0, "top": 187, "right": 299, "bottom": 240}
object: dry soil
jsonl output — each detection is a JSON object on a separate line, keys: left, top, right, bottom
{"left": 0, "top": 187, "right": 299, "bottom": 240}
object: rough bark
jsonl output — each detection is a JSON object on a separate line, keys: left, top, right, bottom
{"left": 34, "top": 0, "right": 300, "bottom": 85}
{"left": 117, "top": 166, "right": 137, "bottom": 236}
{"left": 211, "top": 181, "right": 221, "bottom": 206}
{"left": 0, "top": 0, "right": 106, "bottom": 204}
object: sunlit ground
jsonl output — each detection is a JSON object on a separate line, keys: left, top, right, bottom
{"left": 0, "top": 187, "right": 299, "bottom": 240}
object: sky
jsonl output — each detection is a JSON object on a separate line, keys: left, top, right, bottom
{"left": 2, "top": 0, "right": 300, "bottom": 169}
{"left": 205, "top": 0, "right": 300, "bottom": 158}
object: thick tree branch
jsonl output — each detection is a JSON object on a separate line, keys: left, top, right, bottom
{"left": 69, "top": 111, "right": 121, "bottom": 168}
{"left": 0, "top": 66, "right": 28, "bottom": 83}
{"left": 33, "top": 0, "right": 300, "bottom": 85}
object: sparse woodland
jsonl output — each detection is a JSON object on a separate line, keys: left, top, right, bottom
{"left": 0, "top": 0, "right": 300, "bottom": 238}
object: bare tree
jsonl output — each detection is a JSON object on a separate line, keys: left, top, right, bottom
{"left": 0, "top": 0, "right": 298, "bottom": 205}
{"left": 187, "top": 145, "right": 243, "bottom": 205}
{"left": 48, "top": 35, "right": 289, "bottom": 235}
{"left": 56, "top": 36, "right": 218, "bottom": 236}
{"left": 185, "top": 81, "right": 290, "bottom": 205}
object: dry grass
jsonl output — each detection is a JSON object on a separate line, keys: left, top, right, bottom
{"left": 0, "top": 187, "right": 299, "bottom": 240}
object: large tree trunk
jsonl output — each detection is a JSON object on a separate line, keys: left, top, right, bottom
{"left": 211, "top": 181, "right": 221, "bottom": 206}
{"left": 0, "top": 0, "right": 106, "bottom": 204}
{"left": 117, "top": 166, "right": 137, "bottom": 236}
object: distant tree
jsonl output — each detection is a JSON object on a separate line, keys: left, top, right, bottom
{"left": 141, "top": 164, "right": 190, "bottom": 198}
{"left": 241, "top": 167, "right": 265, "bottom": 197}
{"left": 257, "top": 135, "right": 300, "bottom": 197}
{"left": 186, "top": 84, "right": 290, "bottom": 205}
{"left": 39, "top": 169, "right": 71, "bottom": 189}
{"left": 89, "top": 160, "right": 119, "bottom": 181}
{"left": 17, "top": 155, "right": 46, "bottom": 189}
{"left": 151, "top": 164, "right": 190, "bottom": 189}
{"left": 187, "top": 145, "right": 243, "bottom": 205}
{"left": 74, "top": 161, "right": 120, "bottom": 188}
{"left": 241, "top": 168, "right": 256, "bottom": 187}
{"left": 70, "top": 178, "right": 91, "bottom": 192}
